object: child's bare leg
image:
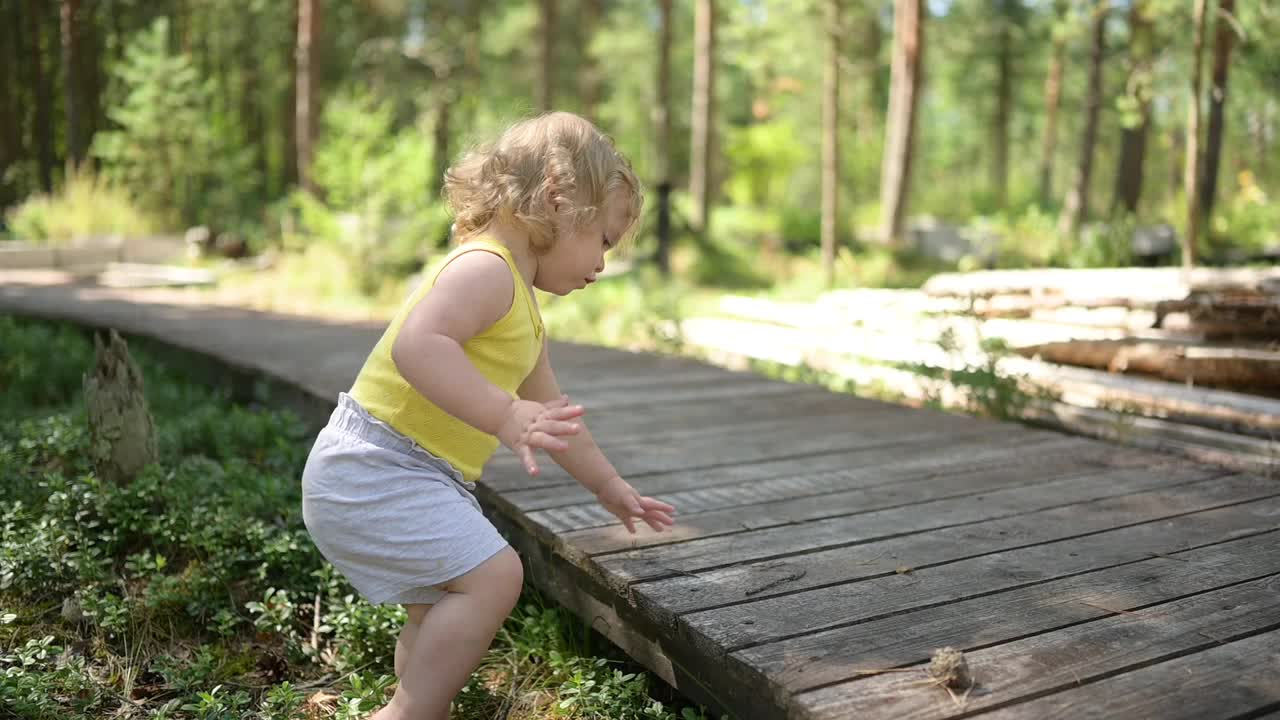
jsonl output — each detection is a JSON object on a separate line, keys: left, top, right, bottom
{"left": 394, "top": 604, "right": 432, "bottom": 680}
{"left": 376, "top": 548, "right": 523, "bottom": 720}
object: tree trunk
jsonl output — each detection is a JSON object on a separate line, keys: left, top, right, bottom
{"left": 1252, "top": 103, "right": 1273, "bottom": 179}
{"left": 579, "top": 0, "right": 602, "bottom": 120}
{"left": 295, "top": 0, "right": 320, "bottom": 195}
{"left": 992, "top": 0, "right": 1014, "bottom": 210}
{"left": 1184, "top": 0, "right": 1209, "bottom": 271}
{"left": 879, "top": 0, "right": 924, "bottom": 247}
{"left": 27, "top": 0, "right": 53, "bottom": 193}
{"left": 1164, "top": 122, "right": 1182, "bottom": 204}
{"left": 61, "top": 0, "right": 81, "bottom": 172}
{"left": 822, "top": 0, "right": 842, "bottom": 287}
{"left": 0, "top": 2, "right": 16, "bottom": 202}
{"left": 1112, "top": 0, "right": 1153, "bottom": 215}
{"left": 654, "top": 0, "right": 673, "bottom": 275}
{"left": 109, "top": 0, "right": 124, "bottom": 66}
{"left": 281, "top": 1, "right": 298, "bottom": 192}
{"left": 432, "top": 100, "right": 451, "bottom": 200}
{"left": 1038, "top": 0, "right": 1067, "bottom": 207}
{"left": 77, "top": 1, "right": 101, "bottom": 159}
{"left": 857, "top": 5, "right": 882, "bottom": 139}
{"left": 689, "top": 0, "right": 715, "bottom": 238}
{"left": 241, "top": 10, "right": 267, "bottom": 195}
{"left": 1199, "top": 0, "right": 1235, "bottom": 225}
{"left": 1059, "top": 0, "right": 1107, "bottom": 240}
{"left": 538, "top": 0, "right": 557, "bottom": 112}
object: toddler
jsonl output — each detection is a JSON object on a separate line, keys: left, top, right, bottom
{"left": 301, "top": 111, "right": 678, "bottom": 720}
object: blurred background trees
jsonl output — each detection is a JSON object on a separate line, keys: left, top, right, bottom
{"left": 3, "top": 0, "right": 1278, "bottom": 288}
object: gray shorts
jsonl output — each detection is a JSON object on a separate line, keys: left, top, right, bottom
{"left": 301, "top": 393, "right": 511, "bottom": 605}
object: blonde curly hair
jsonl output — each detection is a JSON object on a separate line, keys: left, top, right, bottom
{"left": 443, "top": 112, "right": 643, "bottom": 254}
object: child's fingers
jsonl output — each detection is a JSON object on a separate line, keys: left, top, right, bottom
{"left": 527, "top": 431, "right": 570, "bottom": 452}
{"left": 532, "top": 419, "right": 581, "bottom": 437}
{"left": 644, "top": 516, "right": 668, "bottom": 532}
{"left": 520, "top": 446, "right": 540, "bottom": 476}
{"left": 640, "top": 496, "right": 676, "bottom": 513}
{"left": 544, "top": 395, "right": 570, "bottom": 409}
{"left": 545, "top": 405, "right": 585, "bottom": 421}
{"left": 644, "top": 510, "right": 675, "bottom": 526}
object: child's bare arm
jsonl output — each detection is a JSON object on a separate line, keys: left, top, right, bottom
{"left": 519, "top": 341, "right": 676, "bottom": 534}
{"left": 392, "top": 252, "right": 582, "bottom": 474}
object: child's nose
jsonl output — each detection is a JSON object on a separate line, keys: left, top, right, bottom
{"left": 596, "top": 256, "right": 606, "bottom": 273}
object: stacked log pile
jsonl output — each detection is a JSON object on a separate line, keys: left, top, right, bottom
{"left": 680, "top": 268, "right": 1280, "bottom": 474}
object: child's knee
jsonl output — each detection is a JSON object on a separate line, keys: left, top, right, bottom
{"left": 441, "top": 547, "right": 523, "bottom": 605}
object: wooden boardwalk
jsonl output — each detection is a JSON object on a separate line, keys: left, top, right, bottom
{"left": 3, "top": 270, "right": 1279, "bottom": 720}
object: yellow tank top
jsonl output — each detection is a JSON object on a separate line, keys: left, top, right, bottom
{"left": 348, "top": 237, "right": 545, "bottom": 482}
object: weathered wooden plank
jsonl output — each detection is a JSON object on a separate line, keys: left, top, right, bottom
{"left": 481, "top": 399, "right": 971, "bottom": 493}
{"left": 555, "top": 361, "right": 770, "bottom": 389}
{"left": 559, "top": 386, "right": 898, "bottom": 442}
{"left": 484, "top": 487, "right": 742, "bottom": 720}
{"left": 627, "top": 462, "right": 1221, "bottom": 613}
{"left": 514, "top": 426, "right": 1086, "bottom": 520}
{"left": 11, "top": 274, "right": 1280, "bottom": 720}
{"left": 736, "top": 530, "right": 1280, "bottom": 703}
{"left": 795, "top": 569, "right": 1280, "bottom": 719}
{"left": 599, "top": 468, "right": 1252, "bottom": 588}
{"left": 673, "top": 488, "right": 1280, "bottom": 655}
{"left": 547, "top": 340, "right": 695, "bottom": 370}
{"left": 559, "top": 364, "right": 748, "bottom": 392}
{"left": 959, "top": 627, "right": 1280, "bottom": 720}
{"left": 561, "top": 440, "right": 1161, "bottom": 558}
{"left": 558, "top": 373, "right": 795, "bottom": 410}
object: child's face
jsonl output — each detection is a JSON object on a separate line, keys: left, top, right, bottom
{"left": 536, "top": 188, "right": 632, "bottom": 296}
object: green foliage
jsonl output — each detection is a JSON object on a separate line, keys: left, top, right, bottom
{"left": 1065, "top": 215, "right": 1137, "bottom": 269}
{"left": 1211, "top": 171, "right": 1280, "bottom": 255}
{"left": 970, "top": 206, "right": 1143, "bottom": 270}
{"left": 6, "top": 0, "right": 1280, "bottom": 283}
{"left": 0, "top": 316, "right": 723, "bottom": 720}
{"left": 0, "top": 633, "right": 108, "bottom": 717}
{"left": 91, "top": 17, "right": 259, "bottom": 229}
{"left": 486, "top": 598, "right": 727, "bottom": 720}
{"left": 921, "top": 327, "right": 1035, "bottom": 421}
{"left": 0, "top": 317, "right": 97, "bottom": 417}
{"left": 4, "top": 171, "right": 156, "bottom": 244}
{"left": 723, "top": 120, "right": 806, "bottom": 208}
{"left": 290, "top": 88, "right": 453, "bottom": 295}
{"left": 541, "top": 269, "right": 689, "bottom": 353}
{"left": 972, "top": 206, "right": 1063, "bottom": 268}
{"left": 839, "top": 245, "right": 952, "bottom": 289}
{"left": 779, "top": 207, "right": 822, "bottom": 253}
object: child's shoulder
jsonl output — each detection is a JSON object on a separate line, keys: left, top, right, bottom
{"left": 406, "top": 239, "right": 519, "bottom": 333}
{"left": 431, "top": 242, "right": 515, "bottom": 299}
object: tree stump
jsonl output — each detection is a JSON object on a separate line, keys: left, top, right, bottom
{"left": 84, "top": 329, "right": 157, "bottom": 483}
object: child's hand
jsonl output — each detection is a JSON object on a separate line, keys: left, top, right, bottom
{"left": 595, "top": 476, "right": 677, "bottom": 534}
{"left": 498, "top": 395, "right": 585, "bottom": 476}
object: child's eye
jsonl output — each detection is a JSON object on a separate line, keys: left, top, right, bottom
{"left": 602, "top": 234, "right": 612, "bottom": 249}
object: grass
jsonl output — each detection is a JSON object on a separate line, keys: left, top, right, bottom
{"left": 0, "top": 315, "right": 725, "bottom": 720}
{"left": 4, "top": 171, "right": 156, "bottom": 245}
